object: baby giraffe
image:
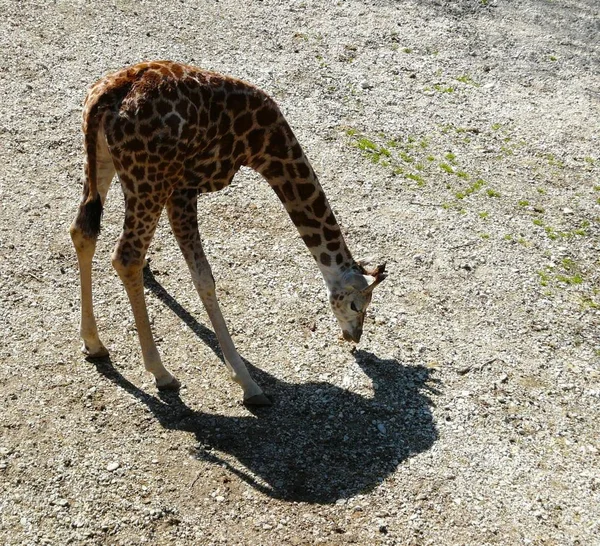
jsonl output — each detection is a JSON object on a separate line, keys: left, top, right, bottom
{"left": 70, "top": 61, "right": 386, "bottom": 406}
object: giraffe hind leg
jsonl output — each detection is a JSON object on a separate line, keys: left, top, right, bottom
{"left": 70, "top": 157, "right": 115, "bottom": 358}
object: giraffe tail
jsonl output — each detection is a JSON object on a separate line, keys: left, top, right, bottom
{"left": 76, "top": 95, "right": 105, "bottom": 238}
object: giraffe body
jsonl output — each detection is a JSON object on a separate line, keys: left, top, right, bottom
{"left": 70, "top": 61, "right": 386, "bottom": 405}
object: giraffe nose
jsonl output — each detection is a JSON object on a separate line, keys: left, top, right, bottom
{"left": 342, "top": 329, "right": 362, "bottom": 343}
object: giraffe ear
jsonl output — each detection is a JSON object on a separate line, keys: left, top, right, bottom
{"left": 356, "top": 257, "right": 385, "bottom": 277}
{"left": 369, "top": 262, "right": 386, "bottom": 277}
{"left": 358, "top": 261, "right": 386, "bottom": 278}
{"left": 362, "top": 263, "right": 387, "bottom": 294}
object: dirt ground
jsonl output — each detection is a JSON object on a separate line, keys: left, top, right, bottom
{"left": 1, "top": 0, "right": 599, "bottom": 544}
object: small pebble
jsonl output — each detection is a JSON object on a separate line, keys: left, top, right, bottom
{"left": 106, "top": 462, "right": 120, "bottom": 472}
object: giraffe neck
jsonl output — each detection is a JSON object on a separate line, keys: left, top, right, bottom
{"left": 251, "top": 129, "right": 355, "bottom": 289}
{"left": 283, "top": 175, "right": 355, "bottom": 288}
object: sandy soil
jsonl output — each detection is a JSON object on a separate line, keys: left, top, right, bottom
{"left": 1, "top": 0, "right": 599, "bottom": 544}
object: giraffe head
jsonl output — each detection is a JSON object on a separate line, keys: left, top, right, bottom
{"left": 328, "top": 261, "right": 387, "bottom": 343}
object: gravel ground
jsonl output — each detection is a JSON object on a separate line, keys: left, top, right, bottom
{"left": 1, "top": 1, "right": 599, "bottom": 544}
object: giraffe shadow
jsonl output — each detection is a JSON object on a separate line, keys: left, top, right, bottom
{"left": 143, "top": 266, "right": 223, "bottom": 359}
{"left": 92, "top": 268, "right": 440, "bottom": 504}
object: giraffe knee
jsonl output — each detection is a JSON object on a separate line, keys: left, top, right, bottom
{"left": 192, "top": 269, "right": 216, "bottom": 293}
{"left": 111, "top": 247, "right": 144, "bottom": 279}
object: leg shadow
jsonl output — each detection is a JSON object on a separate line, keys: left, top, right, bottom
{"left": 143, "top": 265, "right": 222, "bottom": 359}
{"left": 95, "top": 268, "right": 440, "bottom": 504}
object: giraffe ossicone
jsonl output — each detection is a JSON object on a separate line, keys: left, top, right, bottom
{"left": 70, "top": 61, "right": 386, "bottom": 405}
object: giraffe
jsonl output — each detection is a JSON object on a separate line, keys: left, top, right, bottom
{"left": 70, "top": 61, "right": 387, "bottom": 406}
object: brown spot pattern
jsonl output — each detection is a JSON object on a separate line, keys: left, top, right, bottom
{"left": 302, "top": 234, "right": 322, "bottom": 247}
{"left": 296, "top": 182, "right": 315, "bottom": 201}
{"left": 256, "top": 106, "right": 278, "bottom": 127}
{"left": 234, "top": 112, "right": 253, "bottom": 135}
{"left": 247, "top": 129, "right": 265, "bottom": 155}
{"left": 81, "top": 61, "right": 349, "bottom": 279}
{"left": 311, "top": 191, "right": 327, "bottom": 218}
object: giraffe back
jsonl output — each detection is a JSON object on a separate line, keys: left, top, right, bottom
{"left": 84, "top": 61, "right": 290, "bottom": 195}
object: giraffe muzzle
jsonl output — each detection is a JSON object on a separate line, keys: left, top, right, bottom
{"left": 342, "top": 329, "right": 362, "bottom": 343}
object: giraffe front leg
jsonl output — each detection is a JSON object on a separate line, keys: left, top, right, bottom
{"left": 199, "top": 284, "right": 271, "bottom": 406}
{"left": 112, "top": 198, "right": 180, "bottom": 391}
{"left": 166, "top": 191, "right": 271, "bottom": 406}
{"left": 112, "top": 253, "right": 180, "bottom": 391}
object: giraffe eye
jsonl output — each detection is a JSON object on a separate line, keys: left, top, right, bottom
{"left": 350, "top": 302, "right": 359, "bottom": 313}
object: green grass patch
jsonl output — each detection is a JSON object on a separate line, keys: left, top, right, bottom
{"left": 456, "top": 74, "right": 478, "bottom": 85}
{"left": 544, "top": 225, "right": 559, "bottom": 240}
{"left": 400, "top": 151, "right": 414, "bottom": 163}
{"left": 545, "top": 153, "right": 565, "bottom": 169}
{"left": 538, "top": 269, "right": 551, "bottom": 287}
{"left": 405, "top": 173, "right": 425, "bottom": 186}
{"left": 538, "top": 258, "right": 585, "bottom": 288}
{"left": 357, "top": 137, "right": 378, "bottom": 152}
{"left": 556, "top": 274, "right": 583, "bottom": 285}
{"left": 455, "top": 178, "right": 485, "bottom": 199}
{"left": 579, "top": 296, "right": 599, "bottom": 310}
{"left": 433, "top": 84, "right": 455, "bottom": 93}
{"left": 445, "top": 152, "right": 457, "bottom": 163}
{"left": 345, "top": 127, "right": 493, "bottom": 203}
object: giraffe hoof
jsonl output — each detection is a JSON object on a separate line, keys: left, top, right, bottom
{"left": 82, "top": 343, "right": 109, "bottom": 359}
{"left": 157, "top": 376, "right": 181, "bottom": 392}
{"left": 243, "top": 393, "right": 273, "bottom": 407}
